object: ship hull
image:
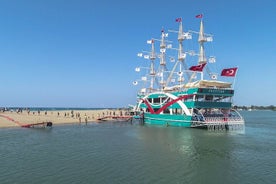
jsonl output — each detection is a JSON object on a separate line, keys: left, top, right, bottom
{"left": 143, "top": 113, "right": 192, "bottom": 127}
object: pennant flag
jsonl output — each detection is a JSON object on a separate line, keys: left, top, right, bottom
{"left": 221, "top": 67, "right": 238, "bottom": 77}
{"left": 189, "top": 63, "right": 206, "bottom": 72}
{"left": 175, "top": 17, "right": 182, "bottom": 22}
{"left": 195, "top": 14, "right": 203, "bottom": 18}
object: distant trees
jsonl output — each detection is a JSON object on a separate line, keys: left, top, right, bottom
{"left": 235, "top": 105, "right": 276, "bottom": 111}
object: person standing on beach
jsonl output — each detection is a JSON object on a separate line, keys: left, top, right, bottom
{"left": 79, "top": 116, "right": 81, "bottom": 124}
{"left": 85, "top": 115, "right": 88, "bottom": 125}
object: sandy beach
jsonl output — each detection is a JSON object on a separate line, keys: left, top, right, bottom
{"left": 0, "top": 109, "right": 129, "bottom": 128}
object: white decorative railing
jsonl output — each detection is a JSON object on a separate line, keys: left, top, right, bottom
{"left": 192, "top": 109, "right": 245, "bottom": 130}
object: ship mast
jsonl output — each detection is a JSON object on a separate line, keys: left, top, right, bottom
{"left": 198, "top": 19, "right": 207, "bottom": 65}
{"left": 166, "top": 19, "right": 186, "bottom": 87}
{"left": 149, "top": 39, "right": 156, "bottom": 92}
{"left": 188, "top": 16, "right": 209, "bottom": 82}
{"left": 159, "top": 29, "right": 167, "bottom": 90}
{"left": 177, "top": 20, "right": 185, "bottom": 84}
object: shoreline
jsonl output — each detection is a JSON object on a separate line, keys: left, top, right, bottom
{"left": 0, "top": 109, "right": 130, "bottom": 128}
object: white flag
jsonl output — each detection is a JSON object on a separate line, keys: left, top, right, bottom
{"left": 160, "top": 48, "right": 166, "bottom": 53}
{"left": 184, "top": 33, "right": 192, "bottom": 39}
{"left": 157, "top": 72, "right": 163, "bottom": 77}
{"left": 170, "top": 57, "right": 175, "bottom": 62}
{"left": 141, "top": 88, "right": 146, "bottom": 93}
{"left": 135, "top": 67, "right": 140, "bottom": 72}
{"left": 209, "top": 57, "right": 216, "bottom": 63}
{"left": 189, "top": 50, "right": 195, "bottom": 56}
{"left": 181, "top": 53, "right": 186, "bottom": 59}
{"left": 141, "top": 76, "right": 147, "bottom": 81}
{"left": 211, "top": 74, "right": 217, "bottom": 80}
{"left": 144, "top": 55, "right": 149, "bottom": 59}
{"left": 147, "top": 40, "right": 153, "bottom": 44}
{"left": 137, "top": 53, "right": 143, "bottom": 57}
{"left": 167, "top": 44, "right": 172, "bottom": 49}
{"left": 206, "top": 37, "right": 213, "bottom": 42}
{"left": 177, "top": 71, "right": 183, "bottom": 76}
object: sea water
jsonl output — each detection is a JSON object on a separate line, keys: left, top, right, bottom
{"left": 0, "top": 111, "right": 275, "bottom": 184}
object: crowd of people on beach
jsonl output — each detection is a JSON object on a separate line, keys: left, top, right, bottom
{"left": 0, "top": 107, "right": 131, "bottom": 125}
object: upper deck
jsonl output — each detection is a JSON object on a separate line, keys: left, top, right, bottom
{"left": 137, "top": 80, "right": 234, "bottom": 110}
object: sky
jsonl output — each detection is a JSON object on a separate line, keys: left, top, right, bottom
{"left": 0, "top": 0, "right": 275, "bottom": 108}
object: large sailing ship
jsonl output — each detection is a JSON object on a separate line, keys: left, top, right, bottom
{"left": 133, "top": 15, "right": 244, "bottom": 129}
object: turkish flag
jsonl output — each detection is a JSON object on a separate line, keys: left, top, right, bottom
{"left": 189, "top": 63, "right": 206, "bottom": 72}
{"left": 175, "top": 18, "right": 182, "bottom": 22}
{"left": 195, "top": 14, "right": 203, "bottom": 18}
{"left": 221, "top": 67, "right": 238, "bottom": 77}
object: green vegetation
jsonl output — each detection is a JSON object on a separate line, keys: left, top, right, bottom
{"left": 234, "top": 105, "right": 276, "bottom": 111}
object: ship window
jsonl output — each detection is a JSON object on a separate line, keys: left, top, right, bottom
{"left": 153, "top": 108, "right": 160, "bottom": 112}
{"left": 195, "top": 95, "right": 204, "bottom": 101}
{"left": 161, "top": 97, "right": 167, "bottom": 103}
{"left": 153, "top": 98, "right": 160, "bottom": 103}
{"left": 163, "top": 108, "right": 170, "bottom": 114}
{"left": 205, "top": 95, "right": 213, "bottom": 101}
{"left": 184, "top": 96, "right": 194, "bottom": 102}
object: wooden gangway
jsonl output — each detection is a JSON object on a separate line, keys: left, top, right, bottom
{"left": 21, "top": 122, "right": 53, "bottom": 128}
{"left": 97, "top": 115, "right": 132, "bottom": 121}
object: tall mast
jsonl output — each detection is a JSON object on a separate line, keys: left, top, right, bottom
{"left": 166, "top": 18, "right": 186, "bottom": 87}
{"left": 159, "top": 29, "right": 167, "bottom": 90}
{"left": 177, "top": 20, "right": 185, "bottom": 84}
{"left": 149, "top": 39, "right": 156, "bottom": 92}
{"left": 198, "top": 19, "right": 207, "bottom": 64}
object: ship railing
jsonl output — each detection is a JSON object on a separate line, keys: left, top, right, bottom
{"left": 204, "top": 116, "right": 244, "bottom": 131}
{"left": 191, "top": 109, "right": 245, "bottom": 130}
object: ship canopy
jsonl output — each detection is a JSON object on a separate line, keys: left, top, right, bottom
{"left": 163, "top": 80, "right": 232, "bottom": 91}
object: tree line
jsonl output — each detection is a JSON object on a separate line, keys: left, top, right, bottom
{"left": 234, "top": 105, "right": 276, "bottom": 111}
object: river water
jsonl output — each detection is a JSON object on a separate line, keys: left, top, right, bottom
{"left": 0, "top": 110, "right": 275, "bottom": 184}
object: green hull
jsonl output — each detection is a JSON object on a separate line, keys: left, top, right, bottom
{"left": 144, "top": 113, "right": 192, "bottom": 127}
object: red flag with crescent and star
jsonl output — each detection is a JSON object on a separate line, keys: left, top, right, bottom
{"left": 221, "top": 67, "right": 238, "bottom": 77}
{"left": 195, "top": 14, "right": 203, "bottom": 18}
{"left": 175, "top": 17, "right": 182, "bottom": 22}
{"left": 189, "top": 63, "right": 206, "bottom": 72}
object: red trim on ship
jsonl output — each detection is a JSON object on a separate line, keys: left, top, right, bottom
{"left": 141, "top": 94, "right": 194, "bottom": 114}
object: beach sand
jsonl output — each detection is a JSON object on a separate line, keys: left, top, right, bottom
{"left": 0, "top": 109, "right": 129, "bottom": 128}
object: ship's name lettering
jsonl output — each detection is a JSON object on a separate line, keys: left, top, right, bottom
{"left": 207, "top": 89, "right": 226, "bottom": 93}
